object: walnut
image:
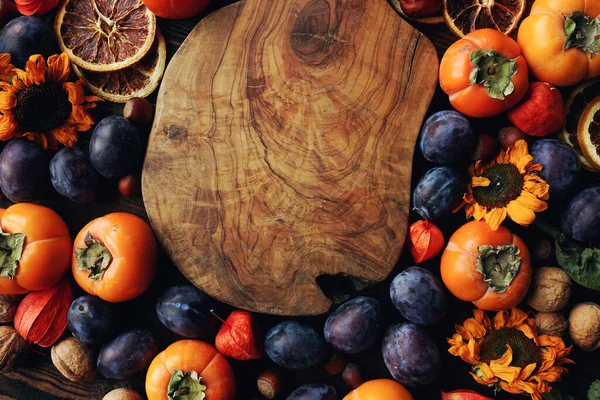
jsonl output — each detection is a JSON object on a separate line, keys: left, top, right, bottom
{"left": 526, "top": 267, "right": 571, "bottom": 312}
{"left": 0, "top": 325, "right": 29, "bottom": 372}
{"left": 535, "top": 312, "right": 568, "bottom": 337}
{"left": 102, "top": 388, "right": 143, "bottom": 400}
{"left": 50, "top": 337, "right": 96, "bottom": 382}
{"left": 0, "top": 295, "right": 21, "bottom": 323}
{"left": 569, "top": 302, "right": 600, "bottom": 352}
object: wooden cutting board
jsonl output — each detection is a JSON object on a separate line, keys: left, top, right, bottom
{"left": 142, "top": 0, "right": 438, "bottom": 315}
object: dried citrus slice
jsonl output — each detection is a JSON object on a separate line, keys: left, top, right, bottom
{"left": 55, "top": 0, "right": 156, "bottom": 72}
{"left": 73, "top": 28, "right": 166, "bottom": 103}
{"left": 578, "top": 96, "right": 600, "bottom": 170}
{"left": 388, "top": 0, "right": 444, "bottom": 25}
{"left": 560, "top": 80, "right": 600, "bottom": 171}
{"left": 443, "top": 0, "right": 526, "bottom": 37}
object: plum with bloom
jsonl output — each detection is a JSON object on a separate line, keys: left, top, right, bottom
{"left": 448, "top": 308, "right": 573, "bottom": 399}
{"left": 0, "top": 53, "right": 100, "bottom": 149}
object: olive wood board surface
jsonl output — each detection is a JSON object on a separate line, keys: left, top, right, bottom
{"left": 142, "top": 0, "right": 439, "bottom": 316}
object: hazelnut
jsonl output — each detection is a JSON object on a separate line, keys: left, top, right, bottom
{"left": 569, "top": 302, "right": 600, "bottom": 352}
{"left": 0, "top": 325, "right": 29, "bottom": 372}
{"left": 123, "top": 97, "right": 154, "bottom": 126}
{"left": 532, "top": 240, "right": 552, "bottom": 261}
{"left": 257, "top": 370, "right": 280, "bottom": 399}
{"left": 526, "top": 267, "right": 571, "bottom": 312}
{"left": 102, "top": 388, "right": 143, "bottom": 400}
{"left": 342, "top": 363, "right": 364, "bottom": 389}
{"left": 499, "top": 126, "right": 527, "bottom": 150}
{"left": 471, "top": 134, "right": 498, "bottom": 161}
{"left": 535, "top": 312, "right": 568, "bottom": 337}
{"left": 323, "top": 352, "right": 346, "bottom": 374}
{"left": 51, "top": 337, "right": 97, "bottom": 382}
{"left": 0, "top": 294, "right": 21, "bottom": 323}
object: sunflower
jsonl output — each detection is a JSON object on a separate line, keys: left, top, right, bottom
{"left": 448, "top": 308, "right": 573, "bottom": 400}
{"left": 462, "top": 140, "right": 549, "bottom": 231}
{"left": 0, "top": 53, "right": 101, "bottom": 149}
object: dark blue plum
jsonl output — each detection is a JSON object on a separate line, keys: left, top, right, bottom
{"left": 382, "top": 323, "right": 440, "bottom": 388}
{"left": 324, "top": 296, "right": 383, "bottom": 354}
{"left": 412, "top": 166, "right": 465, "bottom": 220}
{"left": 97, "top": 328, "right": 158, "bottom": 380}
{"left": 68, "top": 295, "right": 115, "bottom": 345}
{"left": 390, "top": 267, "right": 447, "bottom": 326}
{"left": 287, "top": 384, "right": 337, "bottom": 400}
{"left": 156, "top": 284, "right": 218, "bottom": 338}
{"left": 264, "top": 321, "right": 327, "bottom": 369}
{"left": 0, "top": 17, "right": 59, "bottom": 67}
{"left": 419, "top": 110, "right": 474, "bottom": 164}
{"left": 561, "top": 186, "right": 600, "bottom": 243}
{"left": 50, "top": 147, "right": 100, "bottom": 203}
{"left": 0, "top": 138, "right": 49, "bottom": 202}
{"left": 90, "top": 116, "right": 143, "bottom": 179}
{"left": 531, "top": 139, "right": 580, "bottom": 197}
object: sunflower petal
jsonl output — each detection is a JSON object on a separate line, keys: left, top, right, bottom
{"left": 508, "top": 140, "right": 534, "bottom": 173}
{"left": 506, "top": 198, "right": 537, "bottom": 226}
{"left": 523, "top": 178, "right": 550, "bottom": 200}
{"left": 519, "top": 363, "right": 537, "bottom": 380}
{"left": 472, "top": 202, "right": 488, "bottom": 221}
{"left": 472, "top": 176, "right": 491, "bottom": 187}
{"left": 0, "top": 112, "right": 17, "bottom": 140}
{"left": 484, "top": 207, "right": 507, "bottom": 231}
{"left": 494, "top": 309, "right": 508, "bottom": 329}
{"left": 0, "top": 53, "right": 15, "bottom": 80}
{"left": 490, "top": 346, "right": 521, "bottom": 383}
{"left": 0, "top": 82, "right": 17, "bottom": 110}
{"left": 24, "top": 54, "right": 46, "bottom": 86}
{"left": 506, "top": 308, "right": 529, "bottom": 328}
{"left": 47, "top": 53, "right": 71, "bottom": 84}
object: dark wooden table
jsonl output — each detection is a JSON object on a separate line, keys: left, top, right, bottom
{"left": 1, "top": 1, "right": 599, "bottom": 399}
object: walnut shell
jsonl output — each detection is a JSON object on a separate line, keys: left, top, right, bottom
{"left": 0, "top": 295, "right": 21, "bottom": 323}
{"left": 569, "top": 302, "right": 600, "bottom": 352}
{"left": 535, "top": 312, "right": 568, "bottom": 337}
{"left": 526, "top": 267, "right": 571, "bottom": 312}
{"left": 0, "top": 325, "right": 29, "bottom": 372}
{"left": 102, "top": 388, "right": 143, "bottom": 400}
{"left": 51, "top": 337, "right": 96, "bottom": 382}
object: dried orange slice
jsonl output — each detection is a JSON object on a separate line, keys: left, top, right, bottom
{"left": 388, "top": 0, "right": 444, "bottom": 25}
{"left": 73, "top": 28, "right": 166, "bottom": 103}
{"left": 55, "top": 0, "right": 156, "bottom": 72}
{"left": 560, "top": 80, "right": 600, "bottom": 172}
{"left": 443, "top": 0, "right": 526, "bottom": 37}
{"left": 578, "top": 96, "right": 600, "bottom": 170}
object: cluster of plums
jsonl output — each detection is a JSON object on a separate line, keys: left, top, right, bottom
{"left": 414, "top": 110, "right": 597, "bottom": 244}
{"left": 0, "top": 116, "right": 144, "bottom": 203}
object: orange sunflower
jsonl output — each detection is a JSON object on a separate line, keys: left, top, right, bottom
{"left": 448, "top": 308, "right": 573, "bottom": 400}
{"left": 462, "top": 140, "right": 549, "bottom": 231}
{"left": 0, "top": 53, "right": 101, "bottom": 149}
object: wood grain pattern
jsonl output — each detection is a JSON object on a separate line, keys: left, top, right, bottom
{"left": 142, "top": 0, "right": 439, "bottom": 315}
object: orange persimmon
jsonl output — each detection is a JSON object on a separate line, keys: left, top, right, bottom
{"left": 343, "top": 379, "right": 414, "bottom": 400}
{"left": 146, "top": 340, "right": 236, "bottom": 400}
{"left": 518, "top": 0, "right": 600, "bottom": 87}
{"left": 440, "top": 221, "right": 531, "bottom": 311}
{"left": 0, "top": 204, "right": 71, "bottom": 294}
{"left": 440, "top": 29, "right": 529, "bottom": 118}
{"left": 72, "top": 212, "right": 157, "bottom": 303}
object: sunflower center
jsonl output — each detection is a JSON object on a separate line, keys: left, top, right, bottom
{"left": 480, "top": 328, "right": 540, "bottom": 368}
{"left": 472, "top": 163, "right": 524, "bottom": 209}
{"left": 14, "top": 82, "right": 72, "bottom": 132}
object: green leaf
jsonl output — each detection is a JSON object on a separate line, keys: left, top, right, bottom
{"left": 555, "top": 236, "right": 600, "bottom": 291}
{"left": 563, "top": 11, "right": 600, "bottom": 55}
{"left": 542, "top": 387, "right": 575, "bottom": 400}
{"left": 0, "top": 232, "right": 25, "bottom": 279}
{"left": 589, "top": 380, "right": 600, "bottom": 400}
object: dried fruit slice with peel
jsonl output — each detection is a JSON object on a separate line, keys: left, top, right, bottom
{"left": 55, "top": 0, "right": 156, "bottom": 72}
{"left": 577, "top": 96, "right": 600, "bottom": 170}
{"left": 443, "top": 0, "right": 526, "bottom": 38}
{"left": 560, "top": 80, "right": 600, "bottom": 172}
{"left": 73, "top": 28, "right": 166, "bottom": 103}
